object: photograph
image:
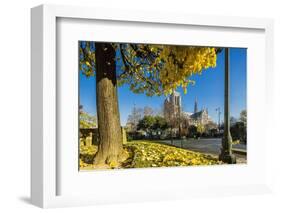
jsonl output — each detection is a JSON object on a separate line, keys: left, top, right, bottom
{"left": 79, "top": 41, "right": 247, "bottom": 170}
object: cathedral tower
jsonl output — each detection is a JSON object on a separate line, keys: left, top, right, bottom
{"left": 194, "top": 98, "right": 198, "bottom": 113}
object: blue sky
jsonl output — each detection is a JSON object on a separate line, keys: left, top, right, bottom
{"left": 79, "top": 47, "right": 247, "bottom": 126}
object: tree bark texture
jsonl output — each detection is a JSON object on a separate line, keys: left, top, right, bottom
{"left": 93, "top": 42, "right": 124, "bottom": 167}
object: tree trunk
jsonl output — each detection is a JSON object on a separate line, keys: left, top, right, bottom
{"left": 170, "top": 128, "right": 173, "bottom": 145}
{"left": 93, "top": 42, "right": 124, "bottom": 167}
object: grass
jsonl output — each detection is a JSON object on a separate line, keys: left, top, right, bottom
{"left": 79, "top": 140, "right": 222, "bottom": 170}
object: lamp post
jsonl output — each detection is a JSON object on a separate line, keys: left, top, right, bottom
{"left": 219, "top": 48, "right": 236, "bottom": 164}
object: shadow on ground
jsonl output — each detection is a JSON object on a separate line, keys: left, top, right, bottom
{"left": 18, "top": 196, "right": 31, "bottom": 205}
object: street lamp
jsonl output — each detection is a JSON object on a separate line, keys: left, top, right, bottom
{"left": 219, "top": 48, "right": 236, "bottom": 164}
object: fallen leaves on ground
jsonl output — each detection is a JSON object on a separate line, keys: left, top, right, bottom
{"left": 79, "top": 143, "right": 97, "bottom": 168}
{"left": 79, "top": 140, "right": 222, "bottom": 170}
{"left": 123, "top": 141, "right": 221, "bottom": 168}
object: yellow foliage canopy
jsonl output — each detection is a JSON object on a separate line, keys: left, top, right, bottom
{"left": 157, "top": 45, "right": 217, "bottom": 95}
{"left": 79, "top": 42, "right": 218, "bottom": 96}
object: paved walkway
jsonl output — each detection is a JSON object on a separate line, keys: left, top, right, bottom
{"left": 156, "top": 138, "right": 247, "bottom": 163}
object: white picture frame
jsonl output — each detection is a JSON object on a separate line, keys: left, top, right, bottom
{"left": 31, "top": 4, "right": 274, "bottom": 208}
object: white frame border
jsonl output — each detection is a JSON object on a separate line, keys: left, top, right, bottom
{"left": 31, "top": 4, "right": 274, "bottom": 208}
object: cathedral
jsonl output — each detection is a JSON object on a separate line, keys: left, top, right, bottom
{"left": 164, "top": 91, "right": 215, "bottom": 128}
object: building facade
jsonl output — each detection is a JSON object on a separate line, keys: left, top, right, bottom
{"left": 164, "top": 91, "right": 182, "bottom": 121}
{"left": 164, "top": 92, "right": 216, "bottom": 134}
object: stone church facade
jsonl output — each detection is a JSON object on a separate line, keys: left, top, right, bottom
{"left": 164, "top": 91, "right": 216, "bottom": 132}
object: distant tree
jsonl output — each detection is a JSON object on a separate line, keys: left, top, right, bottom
{"left": 209, "top": 128, "right": 219, "bottom": 137}
{"left": 79, "top": 106, "right": 97, "bottom": 145}
{"left": 229, "top": 110, "right": 247, "bottom": 143}
{"left": 79, "top": 107, "right": 97, "bottom": 129}
{"left": 230, "top": 121, "right": 246, "bottom": 143}
{"left": 197, "top": 124, "right": 205, "bottom": 137}
{"left": 188, "top": 125, "right": 198, "bottom": 138}
{"left": 143, "top": 106, "right": 154, "bottom": 116}
{"left": 137, "top": 115, "right": 156, "bottom": 137}
{"left": 240, "top": 110, "right": 247, "bottom": 125}
{"left": 127, "top": 105, "right": 143, "bottom": 131}
{"left": 152, "top": 116, "right": 168, "bottom": 137}
{"left": 230, "top": 116, "right": 237, "bottom": 127}
{"left": 204, "top": 122, "right": 217, "bottom": 132}
{"left": 220, "top": 122, "right": 224, "bottom": 130}
{"left": 240, "top": 110, "right": 247, "bottom": 143}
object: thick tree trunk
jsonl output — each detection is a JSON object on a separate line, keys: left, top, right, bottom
{"left": 93, "top": 43, "right": 125, "bottom": 167}
{"left": 170, "top": 128, "right": 174, "bottom": 145}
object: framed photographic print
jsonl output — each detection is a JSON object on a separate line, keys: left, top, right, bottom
{"left": 31, "top": 4, "right": 274, "bottom": 208}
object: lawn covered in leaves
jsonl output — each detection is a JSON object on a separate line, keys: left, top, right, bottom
{"left": 80, "top": 140, "right": 222, "bottom": 170}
